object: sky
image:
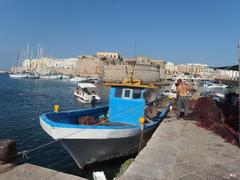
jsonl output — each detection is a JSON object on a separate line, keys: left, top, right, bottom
{"left": 0, "top": 0, "right": 239, "bottom": 68}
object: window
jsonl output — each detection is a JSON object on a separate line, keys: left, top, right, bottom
{"left": 123, "top": 89, "right": 131, "bottom": 98}
{"left": 115, "top": 88, "right": 122, "bottom": 97}
{"left": 132, "top": 89, "right": 141, "bottom": 99}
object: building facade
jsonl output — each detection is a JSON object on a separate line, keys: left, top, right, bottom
{"left": 96, "top": 52, "right": 120, "bottom": 59}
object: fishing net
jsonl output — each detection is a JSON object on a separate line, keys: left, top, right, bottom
{"left": 190, "top": 96, "right": 239, "bottom": 146}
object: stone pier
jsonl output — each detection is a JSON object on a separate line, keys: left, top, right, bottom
{"left": 121, "top": 115, "right": 240, "bottom": 180}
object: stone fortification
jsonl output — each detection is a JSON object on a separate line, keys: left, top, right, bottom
{"left": 75, "top": 56, "right": 104, "bottom": 77}
{"left": 103, "top": 64, "right": 160, "bottom": 82}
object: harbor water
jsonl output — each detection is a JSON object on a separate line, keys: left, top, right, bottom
{"left": 0, "top": 73, "right": 129, "bottom": 179}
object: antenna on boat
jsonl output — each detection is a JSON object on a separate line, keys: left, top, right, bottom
{"left": 130, "top": 42, "right": 137, "bottom": 83}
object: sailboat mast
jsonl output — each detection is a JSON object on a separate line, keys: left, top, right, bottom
{"left": 238, "top": 40, "right": 240, "bottom": 95}
{"left": 26, "top": 43, "right": 29, "bottom": 59}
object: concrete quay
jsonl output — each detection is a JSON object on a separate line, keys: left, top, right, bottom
{"left": 121, "top": 115, "right": 240, "bottom": 180}
{"left": 0, "top": 163, "right": 86, "bottom": 180}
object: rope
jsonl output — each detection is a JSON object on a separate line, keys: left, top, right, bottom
{"left": 16, "top": 117, "right": 110, "bottom": 159}
{"left": 138, "top": 124, "right": 144, "bottom": 153}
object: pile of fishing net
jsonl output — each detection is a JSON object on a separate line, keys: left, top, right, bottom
{"left": 190, "top": 96, "right": 239, "bottom": 146}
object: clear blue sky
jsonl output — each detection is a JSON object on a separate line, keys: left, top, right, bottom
{"left": 0, "top": 0, "right": 239, "bottom": 68}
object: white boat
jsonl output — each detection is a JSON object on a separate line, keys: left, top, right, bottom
{"left": 39, "top": 79, "right": 170, "bottom": 169}
{"left": 86, "top": 77, "right": 101, "bottom": 83}
{"left": 74, "top": 83, "right": 101, "bottom": 103}
{"left": 200, "top": 81, "right": 228, "bottom": 88}
{"left": 61, "top": 74, "right": 70, "bottom": 79}
{"left": 9, "top": 73, "right": 29, "bottom": 78}
{"left": 39, "top": 74, "right": 62, "bottom": 80}
{"left": 69, "top": 76, "right": 87, "bottom": 82}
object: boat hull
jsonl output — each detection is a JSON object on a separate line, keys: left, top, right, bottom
{"left": 59, "top": 123, "right": 158, "bottom": 169}
{"left": 39, "top": 105, "right": 170, "bottom": 169}
{"left": 60, "top": 135, "right": 140, "bottom": 168}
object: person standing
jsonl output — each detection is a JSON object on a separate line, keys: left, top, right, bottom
{"left": 176, "top": 79, "right": 192, "bottom": 119}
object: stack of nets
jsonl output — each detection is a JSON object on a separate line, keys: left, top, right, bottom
{"left": 190, "top": 96, "right": 239, "bottom": 146}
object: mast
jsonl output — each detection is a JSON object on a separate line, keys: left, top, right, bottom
{"left": 26, "top": 43, "right": 29, "bottom": 59}
{"left": 130, "top": 42, "right": 137, "bottom": 82}
{"left": 238, "top": 40, "right": 240, "bottom": 94}
{"left": 37, "top": 43, "right": 40, "bottom": 59}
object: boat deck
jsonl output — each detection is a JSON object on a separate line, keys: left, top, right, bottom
{"left": 120, "top": 114, "right": 240, "bottom": 179}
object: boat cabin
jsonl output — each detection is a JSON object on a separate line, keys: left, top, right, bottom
{"left": 107, "top": 80, "right": 158, "bottom": 125}
{"left": 76, "top": 83, "right": 97, "bottom": 95}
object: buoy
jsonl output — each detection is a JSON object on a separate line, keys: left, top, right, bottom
{"left": 54, "top": 104, "right": 60, "bottom": 112}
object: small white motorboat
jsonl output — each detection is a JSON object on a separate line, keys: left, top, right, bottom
{"left": 9, "top": 73, "right": 29, "bottom": 78}
{"left": 39, "top": 74, "right": 62, "bottom": 80}
{"left": 74, "top": 83, "right": 101, "bottom": 103}
{"left": 69, "top": 76, "right": 87, "bottom": 82}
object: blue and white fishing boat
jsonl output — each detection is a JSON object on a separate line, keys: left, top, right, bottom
{"left": 39, "top": 79, "right": 170, "bottom": 169}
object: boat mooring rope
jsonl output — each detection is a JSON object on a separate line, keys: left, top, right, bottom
{"left": 138, "top": 124, "right": 144, "bottom": 153}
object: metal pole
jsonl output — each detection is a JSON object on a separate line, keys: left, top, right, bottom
{"left": 238, "top": 40, "right": 240, "bottom": 128}
{"left": 238, "top": 40, "right": 240, "bottom": 94}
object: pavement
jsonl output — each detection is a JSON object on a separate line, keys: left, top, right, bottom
{"left": 0, "top": 163, "right": 86, "bottom": 180}
{"left": 120, "top": 114, "right": 240, "bottom": 180}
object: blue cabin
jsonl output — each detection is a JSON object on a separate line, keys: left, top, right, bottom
{"left": 108, "top": 86, "right": 145, "bottom": 125}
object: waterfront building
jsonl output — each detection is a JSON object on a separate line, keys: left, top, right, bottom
{"left": 53, "top": 58, "right": 77, "bottom": 69}
{"left": 96, "top": 52, "right": 121, "bottom": 59}
{"left": 22, "top": 57, "right": 77, "bottom": 69}
{"left": 165, "top": 62, "right": 178, "bottom": 75}
{"left": 177, "top": 64, "right": 188, "bottom": 74}
{"left": 22, "top": 59, "right": 31, "bottom": 68}
{"left": 215, "top": 69, "right": 239, "bottom": 80}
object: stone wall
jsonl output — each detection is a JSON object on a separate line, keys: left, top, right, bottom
{"left": 103, "top": 64, "right": 161, "bottom": 82}
{"left": 75, "top": 57, "right": 104, "bottom": 77}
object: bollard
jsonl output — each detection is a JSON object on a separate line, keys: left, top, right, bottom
{"left": 0, "top": 139, "right": 16, "bottom": 163}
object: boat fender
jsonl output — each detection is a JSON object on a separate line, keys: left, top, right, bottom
{"left": 138, "top": 117, "right": 145, "bottom": 124}
{"left": 54, "top": 104, "right": 60, "bottom": 112}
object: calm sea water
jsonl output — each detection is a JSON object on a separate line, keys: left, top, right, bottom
{"left": 0, "top": 73, "right": 128, "bottom": 179}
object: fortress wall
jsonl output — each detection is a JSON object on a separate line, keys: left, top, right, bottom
{"left": 103, "top": 64, "right": 160, "bottom": 82}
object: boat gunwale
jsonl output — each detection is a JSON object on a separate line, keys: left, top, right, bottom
{"left": 39, "top": 114, "right": 141, "bottom": 130}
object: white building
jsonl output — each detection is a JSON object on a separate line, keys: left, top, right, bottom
{"left": 22, "top": 59, "right": 31, "bottom": 68}
{"left": 165, "top": 62, "right": 178, "bottom": 75}
{"left": 21, "top": 57, "right": 77, "bottom": 69}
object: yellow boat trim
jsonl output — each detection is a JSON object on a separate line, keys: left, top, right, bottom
{"left": 106, "top": 79, "right": 159, "bottom": 88}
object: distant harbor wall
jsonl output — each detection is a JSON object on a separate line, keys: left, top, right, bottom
{"left": 103, "top": 64, "right": 161, "bottom": 82}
